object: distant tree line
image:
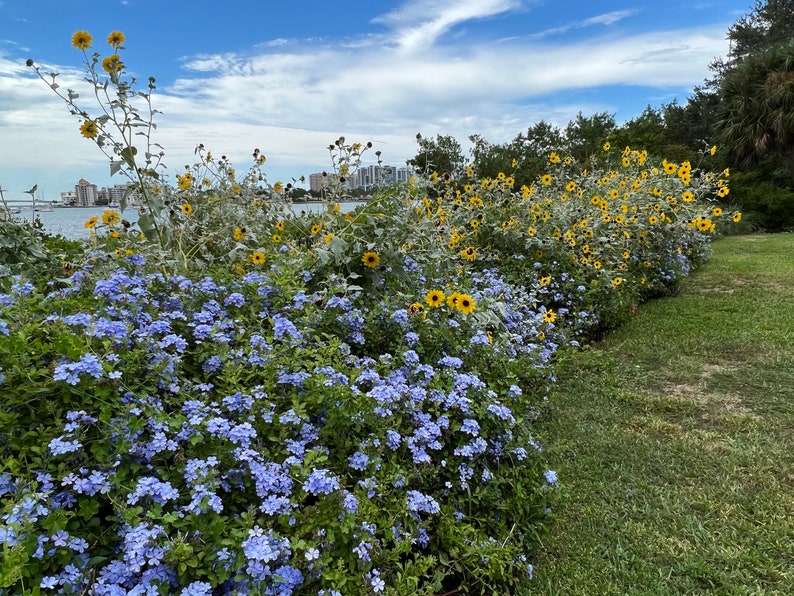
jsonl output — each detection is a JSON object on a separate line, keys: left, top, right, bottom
{"left": 407, "top": 0, "right": 794, "bottom": 231}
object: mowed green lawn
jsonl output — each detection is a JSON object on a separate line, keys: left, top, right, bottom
{"left": 532, "top": 233, "right": 794, "bottom": 595}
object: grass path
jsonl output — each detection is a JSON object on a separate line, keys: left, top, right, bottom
{"left": 532, "top": 233, "right": 794, "bottom": 595}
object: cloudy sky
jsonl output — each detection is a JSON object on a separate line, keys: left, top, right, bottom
{"left": 0, "top": 0, "right": 751, "bottom": 201}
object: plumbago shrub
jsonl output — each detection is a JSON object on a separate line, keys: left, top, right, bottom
{"left": 2, "top": 30, "right": 740, "bottom": 596}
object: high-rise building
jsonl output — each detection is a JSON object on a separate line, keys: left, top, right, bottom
{"left": 74, "top": 178, "right": 98, "bottom": 207}
{"left": 98, "top": 184, "right": 130, "bottom": 206}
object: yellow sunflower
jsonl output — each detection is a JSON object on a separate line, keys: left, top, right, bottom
{"left": 72, "top": 31, "right": 93, "bottom": 50}
{"left": 251, "top": 251, "right": 265, "bottom": 265}
{"left": 426, "top": 289, "right": 445, "bottom": 308}
{"left": 106, "top": 31, "right": 125, "bottom": 47}
{"left": 84, "top": 216, "right": 99, "bottom": 229}
{"left": 101, "top": 210, "right": 120, "bottom": 225}
{"left": 79, "top": 120, "right": 98, "bottom": 139}
{"left": 101, "top": 54, "right": 123, "bottom": 73}
{"left": 455, "top": 293, "right": 476, "bottom": 314}
{"left": 181, "top": 203, "right": 193, "bottom": 215}
{"left": 543, "top": 309, "right": 557, "bottom": 323}
{"left": 460, "top": 246, "right": 476, "bottom": 261}
{"left": 362, "top": 251, "right": 380, "bottom": 268}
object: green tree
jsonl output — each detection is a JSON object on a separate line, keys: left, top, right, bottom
{"left": 564, "top": 112, "right": 617, "bottom": 163}
{"left": 715, "top": 43, "right": 794, "bottom": 179}
{"left": 724, "top": 0, "right": 794, "bottom": 65}
{"left": 407, "top": 133, "right": 467, "bottom": 179}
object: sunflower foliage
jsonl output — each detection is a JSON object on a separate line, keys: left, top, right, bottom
{"left": 2, "top": 31, "right": 741, "bottom": 596}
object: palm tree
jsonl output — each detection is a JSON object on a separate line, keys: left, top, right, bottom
{"left": 715, "top": 43, "right": 794, "bottom": 181}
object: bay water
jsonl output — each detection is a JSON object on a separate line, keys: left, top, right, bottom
{"left": 8, "top": 201, "right": 364, "bottom": 241}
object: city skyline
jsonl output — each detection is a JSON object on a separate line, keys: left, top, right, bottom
{"left": 0, "top": 0, "right": 753, "bottom": 200}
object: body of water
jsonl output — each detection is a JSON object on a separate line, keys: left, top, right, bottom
{"left": 8, "top": 201, "right": 365, "bottom": 241}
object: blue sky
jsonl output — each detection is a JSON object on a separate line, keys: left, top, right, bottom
{"left": 0, "top": 0, "right": 752, "bottom": 201}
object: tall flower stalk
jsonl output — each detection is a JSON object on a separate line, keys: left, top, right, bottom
{"left": 27, "top": 30, "right": 167, "bottom": 246}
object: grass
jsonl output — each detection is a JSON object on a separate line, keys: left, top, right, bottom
{"left": 531, "top": 233, "right": 794, "bottom": 595}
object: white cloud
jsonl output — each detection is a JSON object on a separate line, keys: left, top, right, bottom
{"left": 373, "top": 0, "right": 522, "bottom": 52}
{"left": 528, "top": 9, "right": 638, "bottom": 39}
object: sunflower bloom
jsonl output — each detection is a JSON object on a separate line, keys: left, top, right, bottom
{"left": 101, "top": 54, "right": 123, "bottom": 73}
{"left": 717, "top": 186, "right": 730, "bottom": 198}
{"left": 455, "top": 293, "right": 476, "bottom": 314}
{"left": 84, "top": 216, "right": 99, "bottom": 229}
{"left": 233, "top": 227, "right": 246, "bottom": 240}
{"left": 310, "top": 224, "right": 321, "bottom": 235}
{"left": 540, "top": 174, "right": 552, "bottom": 185}
{"left": 460, "top": 246, "right": 476, "bottom": 261}
{"left": 712, "top": 207, "right": 723, "bottom": 216}
{"left": 79, "top": 120, "right": 99, "bottom": 139}
{"left": 177, "top": 173, "right": 194, "bottom": 190}
{"left": 106, "top": 31, "right": 125, "bottom": 47}
{"left": 181, "top": 203, "right": 193, "bottom": 215}
{"left": 733, "top": 212, "right": 742, "bottom": 223}
{"left": 72, "top": 31, "right": 93, "bottom": 50}
{"left": 543, "top": 309, "right": 557, "bottom": 323}
{"left": 272, "top": 234, "right": 281, "bottom": 243}
{"left": 275, "top": 220, "right": 285, "bottom": 231}
{"left": 426, "top": 289, "right": 445, "bottom": 308}
{"left": 102, "top": 210, "right": 120, "bottom": 225}
{"left": 251, "top": 252, "right": 265, "bottom": 265}
{"left": 362, "top": 251, "right": 380, "bottom": 268}
{"left": 273, "top": 181, "right": 285, "bottom": 193}
{"left": 408, "top": 303, "right": 425, "bottom": 317}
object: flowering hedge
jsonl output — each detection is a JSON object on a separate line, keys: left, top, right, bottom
{"left": 1, "top": 29, "right": 742, "bottom": 596}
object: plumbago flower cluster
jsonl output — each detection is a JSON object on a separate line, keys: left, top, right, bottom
{"left": 0, "top": 246, "right": 574, "bottom": 595}
{"left": 2, "top": 29, "right": 739, "bottom": 595}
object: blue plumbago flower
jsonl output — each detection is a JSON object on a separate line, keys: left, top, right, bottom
{"left": 276, "top": 371, "right": 312, "bottom": 388}
{"left": 357, "top": 476, "right": 378, "bottom": 499}
{"left": 437, "top": 355, "right": 463, "bottom": 369}
{"left": 486, "top": 402, "right": 515, "bottom": 423}
{"left": 366, "top": 568, "right": 386, "bottom": 593}
{"left": 202, "top": 355, "right": 224, "bottom": 374}
{"left": 221, "top": 392, "right": 254, "bottom": 412}
{"left": 454, "top": 437, "right": 488, "bottom": 458}
{"left": 460, "top": 418, "right": 480, "bottom": 436}
{"left": 348, "top": 451, "right": 370, "bottom": 471}
{"left": 391, "top": 309, "right": 409, "bottom": 325}
{"left": 61, "top": 313, "right": 93, "bottom": 327}
{"left": 242, "top": 525, "right": 291, "bottom": 569}
{"left": 406, "top": 490, "right": 441, "bottom": 515}
{"left": 48, "top": 436, "right": 82, "bottom": 456}
{"left": 313, "top": 366, "right": 350, "bottom": 387}
{"left": 385, "top": 430, "right": 402, "bottom": 450}
{"left": 53, "top": 353, "right": 104, "bottom": 385}
{"left": 223, "top": 292, "right": 246, "bottom": 307}
{"left": 470, "top": 330, "right": 491, "bottom": 346}
{"left": 158, "top": 333, "right": 188, "bottom": 353}
{"left": 179, "top": 581, "right": 213, "bottom": 595}
{"left": 342, "top": 491, "right": 358, "bottom": 514}
{"left": 303, "top": 469, "right": 340, "bottom": 496}
{"left": 61, "top": 469, "right": 111, "bottom": 496}
{"left": 404, "top": 331, "right": 419, "bottom": 347}
{"left": 544, "top": 470, "right": 558, "bottom": 486}
{"left": 272, "top": 313, "right": 303, "bottom": 342}
{"left": 354, "top": 540, "right": 373, "bottom": 561}
{"left": 126, "top": 477, "right": 180, "bottom": 505}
